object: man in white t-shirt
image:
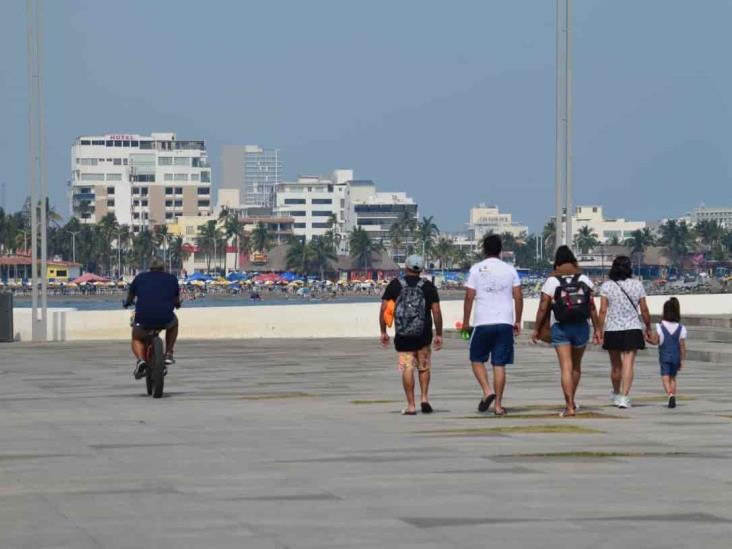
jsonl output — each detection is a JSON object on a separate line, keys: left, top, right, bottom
{"left": 462, "top": 234, "right": 523, "bottom": 416}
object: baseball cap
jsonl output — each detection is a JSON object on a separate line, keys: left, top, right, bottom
{"left": 405, "top": 254, "right": 424, "bottom": 272}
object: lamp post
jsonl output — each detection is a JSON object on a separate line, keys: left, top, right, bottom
{"left": 65, "top": 230, "right": 79, "bottom": 264}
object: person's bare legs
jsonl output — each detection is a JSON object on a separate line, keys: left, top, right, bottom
{"left": 492, "top": 365, "right": 506, "bottom": 412}
{"left": 555, "top": 345, "right": 576, "bottom": 414}
{"left": 471, "top": 362, "right": 494, "bottom": 398}
{"left": 165, "top": 324, "right": 178, "bottom": 355}
{"left": 620, "top": 350, "right": 636, "bottom": 395}
{"left": 661, "top": 375, "right": 673, "bottom": 396}
{"left": 670, "top": 375, "right": 677, "bottom": 395}
{"left": 571, "top": 346, "right": 585, "bottom": 402}
{"left": 608, "top": 350, "right": 622, "bottom": 395}
{"left": 418, "top": 369, "right": 431, "bottom": 404}
{"left": 402, "top": 365, "right": 417, "bottom": 413}
{"left": 131, "top": 337, "right": 146, "bottom": 361}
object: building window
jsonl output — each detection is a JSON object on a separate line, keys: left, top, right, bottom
{"left": 105, "top": 140, "right": 113, "bottom": 146}
{"left": 130, "top": 140, "right": 139, "bottom": 147}
{"left": 92, "top": 139, "right": 104, "bottom": 145}
{"left": 80, "top": 140, "right": 91, "bottom": 145}
{"left": 106, "top": 186, "right": 115, "bottom": 194}
{"left": 174, "top": 200, "right": 183, "bottom": 207}
{"left": 164, "top": 174, "right": 173, "bottom": 181}
{"left": 106, "top": 173, "right": 121, "bottom": 181}
{"left": 175, "top": 187, "right": 183, "bottom": 194}
{"left": 140, "top": 188, "right": 148, "bottom": 196}
{"left": 284, "top": 198, "right": 306, "bottom": 205}
{"left": 131, "top": 174, "right": 155, "bottom": 183}
{"left": 165, "top": 187, "right": 173, "bottom": 195}
{"left": 107, "top": 199, "right": 115, "bottom": 207}
{"left": 313, "top": 211, "right": 333, "bottom": 217}
{"left": 141, "top": 200, "right": 148, "bottom": 207}
{"left": 79, "top": 158, "right": 97, "bottom": 166}
{"left": 122, "top": 141, "right": 130, "bottom": 147}
{"left": 174, "top": 174, "right": 188, "bottom": 181}
{"left": 190, "top": 173, "right": 199, "bottom": 181}
{"left": 165, "top": 200, "right": 173, "bottom": 207}
{"left": 200, "top": 171, "right": 210, "bottom": 182}
{"left": 158, "top": 157, "right": 173, "bottom": 166}
{"left": 113, "top": 158, "right": 122, "bottom": 165}
{"left": 197, "top": 187, "right": 210, "bottom": 195}
{"left": 114, "top": 140, "right": 122, "bottom": 147}
{"left": 312, "top": 198, "right": 332, "bottom": 205}
{"left": 133, "top": 200, "right": 139, "bottom": 206}
{"left": 80, "top": 173, "right": 104, "bottom": 181}
{"left": 312, "top": 222, "right": 332, "bottom": 229}
{"left": 294, "top": 223, "right": 306, "bottom": 229}
{"left": 166, "top": 212, "right": 174, "bottom": 220}
{"left": 197, "top": 200, "right": 210, "bottom": 207}
{"left": 173, "top": 157, "right": 189, "bottom": 166}
{"left": 290, "top": 211, "right": 307, "bottom": 217}
{"left": 139, "top": 141, "right": 153, "bottom": 150}
{"left": 132, "top": 188, "right": 140, "bottom": 195}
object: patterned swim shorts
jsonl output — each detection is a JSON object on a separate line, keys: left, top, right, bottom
{"left": 398, "top": 345, "right": 432, "bottom": 372}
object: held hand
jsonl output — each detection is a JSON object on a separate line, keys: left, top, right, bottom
{"left": 593, "top": 330, "right": 602, "bottom": 346}
{"left": 513, "top": 322, "right": 521, "bottom": 337}
{"left": 433, "top": 335, "right": 443, "bottom": 351}
{"left": 379, "top": 332, "right": 390, "bottom": 348}
{"left": 531, "top": 330, "right": 540, "bottom": 344}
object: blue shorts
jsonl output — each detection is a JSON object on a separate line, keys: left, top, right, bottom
{"left": 660, "top": 362, "right": 680, "bottom": 377}
{"left": 551, "top": 322, "right": 590, "bottom": 348}
{"left": 469, "top": 324, "right": 514, "bottom": 366}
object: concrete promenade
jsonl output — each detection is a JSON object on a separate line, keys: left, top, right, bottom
{"left": 1, "top": 338, "right": 732, "bottom": 548}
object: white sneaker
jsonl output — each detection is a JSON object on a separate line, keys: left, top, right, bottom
{"left": 617, "top": 396, "right": 631, "bottom": 409}
{"left": 609, "top": 391, "right": 620, "bottom": 406}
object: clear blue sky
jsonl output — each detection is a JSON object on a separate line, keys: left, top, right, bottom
{"left": 1, "top": 0, "right": 731, "bottom": 232}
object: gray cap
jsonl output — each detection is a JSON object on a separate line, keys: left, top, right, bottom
{"left": 405, "top": 254, "right": 424, "bottom": 272}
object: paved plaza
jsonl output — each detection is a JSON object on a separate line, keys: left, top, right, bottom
{"left": 1, "top": 338, "right": 731, "bottom": 548}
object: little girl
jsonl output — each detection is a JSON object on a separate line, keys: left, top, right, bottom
{"left": 647, "top": 297, "right": 687, "bottom": 408}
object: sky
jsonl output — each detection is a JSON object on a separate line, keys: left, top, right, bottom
{"left": 1, "top": 0, "right": 731, "bottom": 233}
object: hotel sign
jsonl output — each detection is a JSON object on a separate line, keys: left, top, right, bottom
{"left": 106, "top": 135, "right": 136, "bottom": 140}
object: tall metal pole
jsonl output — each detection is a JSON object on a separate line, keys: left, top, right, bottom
{"left": 26, "top": 0, "right": 39, "bottom": 340}
{"left": 564, "top": 0, "right": 574, "bottom": 249}
{"left": 554, "top": 0, "right": 565, "bottom": 251}
{"left": 35, "top": 0, "right": 48, "bottom": 330}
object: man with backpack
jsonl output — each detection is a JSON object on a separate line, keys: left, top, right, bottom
{"left": 462, "top": 235, "right": 523, "bottom": 416}
{"left": 380, "top": 255, "right": 443, "bottom": 415}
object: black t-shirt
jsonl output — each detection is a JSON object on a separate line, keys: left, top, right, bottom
{"left": 129, "top": 271, "right": 180, "bottom": 327}
{"left": 382, "top": 276, "right": 440, "bottom": 352}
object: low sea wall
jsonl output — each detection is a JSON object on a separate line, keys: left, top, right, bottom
{"left": 8, "top": 294, "right": 732, "bottom": 343}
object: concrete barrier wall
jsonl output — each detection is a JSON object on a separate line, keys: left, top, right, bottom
{"left": 9, "top": 294, "right": 732, "bottom": 343}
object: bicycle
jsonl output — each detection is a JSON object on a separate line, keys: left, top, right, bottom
{"left": 123, "top": 303, "right": 166, "bottom": 399}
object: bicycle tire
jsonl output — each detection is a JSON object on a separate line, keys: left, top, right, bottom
{"left": 145, "top": 370, "right": 153, "bottom": 395}
{"left": 151, "top": 337, "right": 165, "bottom": 399}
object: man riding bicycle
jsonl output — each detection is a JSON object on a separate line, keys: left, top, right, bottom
{"left": 123, "top": 258, "right": 181, "bottom": 379}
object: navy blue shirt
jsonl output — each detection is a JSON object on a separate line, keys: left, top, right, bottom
{"left": 129, "top": 271, "right": 180, "bottom": 327}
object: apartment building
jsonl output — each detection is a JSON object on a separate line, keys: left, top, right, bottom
{"left": 69, "top": 132, "right": 212, "bottom": 232}
{"left": 467, "top": 204, "right": 529, "bottom": 240}
{"left": 220, "top": 145, "right": 281, "bottom": 208}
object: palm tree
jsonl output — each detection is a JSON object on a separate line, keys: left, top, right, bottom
{"left": 500, "top": 232, "right": 519, "bottom": 252}
{"left": 349, "top": 227, "right": 382, "bottom": 270}
{"left": 251, "top": 221, "right": 272, "bottom": 253}
{"left": 168, "top": 235, "right": 188, "bottom": 273}
{"left": 573, "top": 225, "right": 600, "bottom": 254}
{"left": 625, "top": 227, "right": 656, "bottom": 273}
{"left": 196, "top": 220, "right": 221, "bottom": 273}
{"left": 286, "top": 237, "right": 313, "bottom": 276}
{"left": 416, "top": 215, "right": 440, "bottom": 258}
{"left": 696, "top": 220, "right": 727, "bottom": 260}
{"left": 132, "top": 228, "right": 154, "bottom": 272}
{"left": 388, "top": 222, "right": 405, "bottom": 262}
{"left": 659, "top": 220, "right": 695, "bottom": 272}
{"left": 218, "top": 209, "right": 245, "bottom": 272}
{"left": 542, "top": 220, "right": 556, "bottom": 253}
{"left": 433, "top": 237, "right": 455, "bottom": 269}
{"left": 309, "top": 236, "right": 338, "bottom": 280}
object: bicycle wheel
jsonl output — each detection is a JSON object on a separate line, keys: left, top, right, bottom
{"left": 145, "top": 369, "right": 153, "bottom": 395}
{"left": 150, "top": 337, "right": 165, "bottom": 399}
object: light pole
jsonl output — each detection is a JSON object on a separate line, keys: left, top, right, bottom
{"left": 65, "top": 230, "right": 79, "bottom": 264}
{"left": 555, "top": 0, "right": 573, "bottom": 249}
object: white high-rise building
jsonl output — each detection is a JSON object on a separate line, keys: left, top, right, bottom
{"left": 569, "top": 205, "right": 646, "bottom": 242}
{"left": 690, "top": 206, "right": 732, "bottom": 228}
{"left": 275, "top": 170, "right": 352, "bottom": 241}
{"left": 70, "top": 132, "right": 212, "bottom": 232}
{"left": 220, "top": 145, "right": 281, "bottom": 208}
{"left": 468, "top": 204, "right": 528, "bottom": 240}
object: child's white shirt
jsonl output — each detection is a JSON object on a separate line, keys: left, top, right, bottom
{"left": 656, "top": 321, "right": 687, "bottom": 346}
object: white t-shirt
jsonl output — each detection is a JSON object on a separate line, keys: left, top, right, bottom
{"left": 541, "top": 273, "right": 594, "bottom": 325}
{"left": 656, "top": 321, "right": 687, "bottom": 345}
{"left": 466, "top": 258, "right": 521, "bottom": 326}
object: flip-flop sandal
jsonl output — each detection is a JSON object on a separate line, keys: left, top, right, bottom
{"left": 420, "top": 402, "right": 433, "bottom": 414}
{"left": 494, "top": 408, "right": 507, "bottom": 417}
{"left": 478, "top": 394, "right": 496, "bottom": 413}
{"left": 401, "top": 409, "right": 418, "bottom": 416}
{"left": 559, "top": 408, "right": 576, "bottom": 418}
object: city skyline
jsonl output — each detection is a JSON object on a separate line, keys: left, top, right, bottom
{"left": 1, "top": 1, "right": 732, "bottom": 232}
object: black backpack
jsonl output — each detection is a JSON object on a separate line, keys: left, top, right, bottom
{"left": 552, "top": 274, "right": 591, "bottom": 323}
{"left": 395, "top": 279, "right": 427, "bottom": 337}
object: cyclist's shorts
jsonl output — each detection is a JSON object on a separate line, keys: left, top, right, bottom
{"left": 132, "top": 314, "right": 178, "bottom": 339}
